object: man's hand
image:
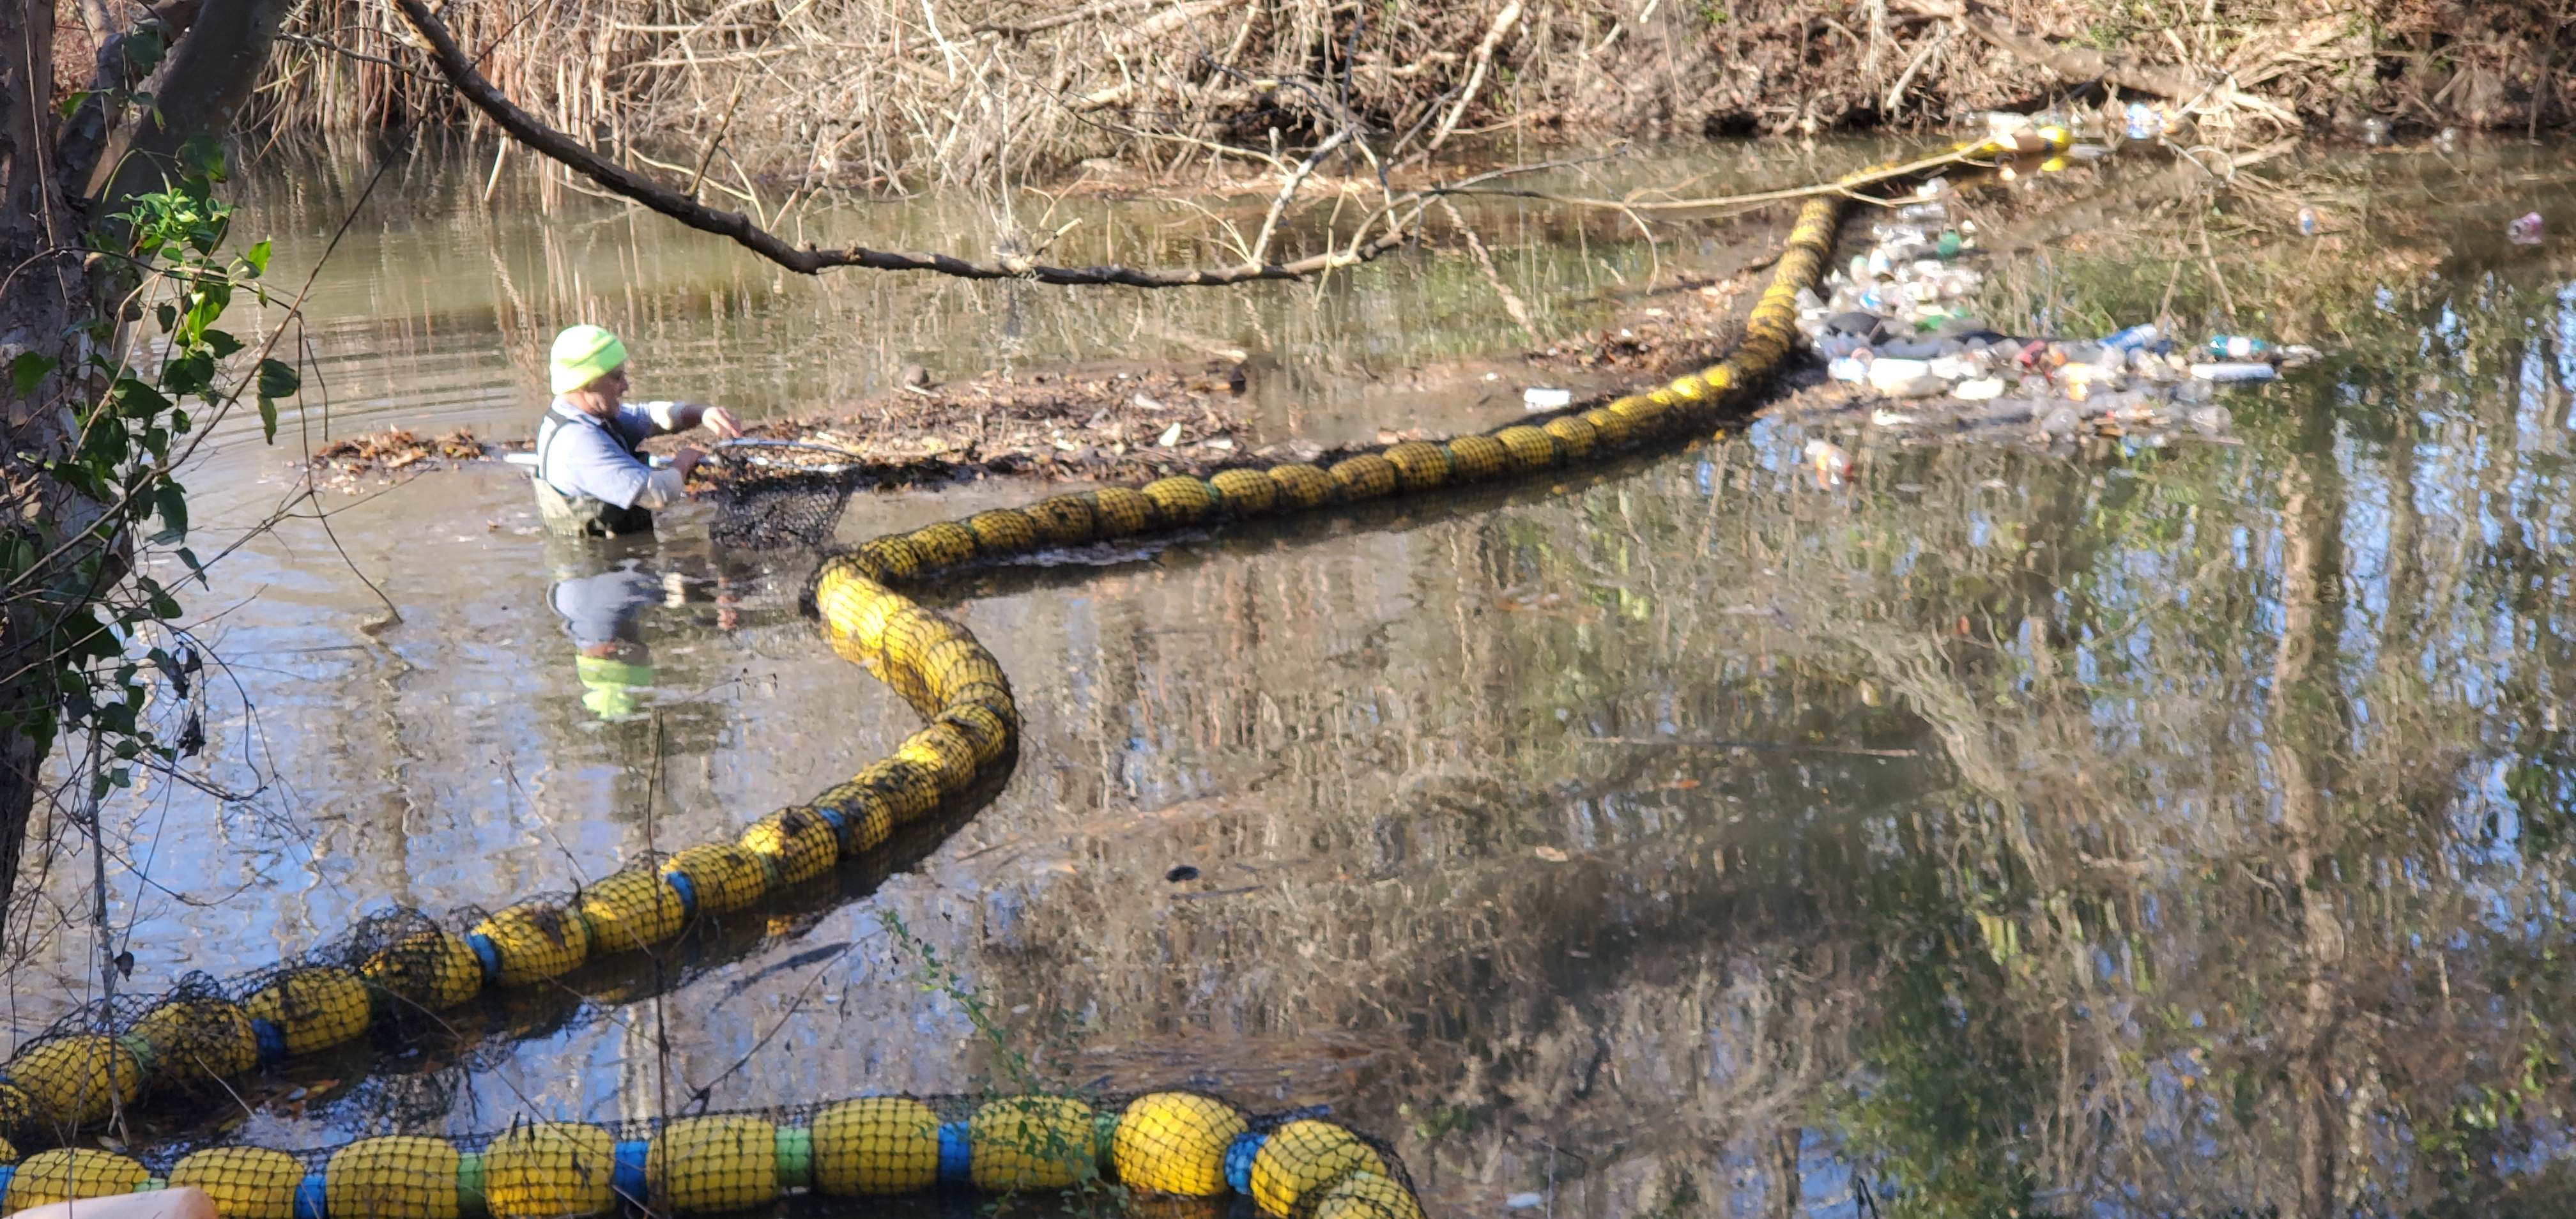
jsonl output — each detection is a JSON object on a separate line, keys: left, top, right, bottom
{"left": 698, "top": 405, "right": 743, "bottom": 439}
{"left": 673, "top": 447, "right": 706, "bottom": 482}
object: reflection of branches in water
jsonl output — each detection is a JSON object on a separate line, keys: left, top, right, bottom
{"left": 922, "top": 291, "right": 2576, "bottom": 1211}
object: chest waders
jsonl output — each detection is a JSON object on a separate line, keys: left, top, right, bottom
{"left": 532, "top": 412, "right": 657, "bottom": 537}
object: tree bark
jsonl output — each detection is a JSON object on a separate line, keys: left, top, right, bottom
{"left": 0, "top": 0, "right": 91, "bottom": 939}
{"left": 0, "top": 0, "right": 291, "bottom": 936}
{"left": 89, "top": 0, "right": 294, "bottom": 206}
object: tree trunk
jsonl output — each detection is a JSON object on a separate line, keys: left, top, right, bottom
{"left": 0, "top": 0, "right": 93, "bottom": 943}
{"left": 0, "top": 0, "right": 292, "bottom": 940}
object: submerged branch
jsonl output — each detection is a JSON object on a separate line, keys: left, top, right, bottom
{"left": 390, "top": 0, "right": 1420, "bottom": 288}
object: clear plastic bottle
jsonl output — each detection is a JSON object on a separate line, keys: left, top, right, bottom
{"left": 2102, "top": 323, "right": 2161, "bottom": 352}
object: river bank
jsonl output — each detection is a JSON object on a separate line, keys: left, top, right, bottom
{"left": 157, "top": 0, "right": 2576, "bottom": 197}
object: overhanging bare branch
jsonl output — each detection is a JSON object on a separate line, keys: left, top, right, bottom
{"left": 389, "top": 0, "right": 1420, "bottom": 289}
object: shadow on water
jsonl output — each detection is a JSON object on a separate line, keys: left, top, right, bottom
{"left": 28, "top": 134, "right": 2576, "bottom": 1217}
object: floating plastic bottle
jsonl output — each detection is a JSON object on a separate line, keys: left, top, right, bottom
{"left": 2101, "top": 323, "right": 2161, "bottom": 353}
{"left": 2510, "top": 212, "right": 2546, "bottom": 245}
{"left": 2202, "top": 335, "right": 2271, "bottom": 360}
{"left": 1897, "top": 202, "right": 1948, "bottom": 223}
{"left": 2191, "top": 362, "right": 2277, "bottom": 382}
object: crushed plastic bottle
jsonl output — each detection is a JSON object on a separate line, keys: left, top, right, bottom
{"left": 2510, "top": 212, "right": 2546, "bottom": 245}
{"left": 2202, "top": 335, "right": 2271, "bottom": 360}
{"left": 2124, "top": 103, "right": 2159, "bottom": 141}
{"left": 1828, "top": 356, "right": 1870, "bottom": 382}
{"left": 1804, "top": 440, "right": 1852, "bottom": 487}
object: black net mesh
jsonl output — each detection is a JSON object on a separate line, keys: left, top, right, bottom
{"left": 48, "top": 1091, "right": 1421, "bottom": 1219}
{"left": 705, "top": 466, "right": 862, "bottom": 551}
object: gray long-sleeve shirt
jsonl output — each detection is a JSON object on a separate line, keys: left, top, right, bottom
{"left": 536, "top": 399, "right": 689, "bottom": 509}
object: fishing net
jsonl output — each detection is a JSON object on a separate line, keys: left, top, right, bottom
{"left": 0, "top": 1089, "right": 1420, "bottom": 1219}
{"left": 704, "top": 466, "right": 859, "bottom": 551}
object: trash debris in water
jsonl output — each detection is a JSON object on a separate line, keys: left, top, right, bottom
{"left": 2510, "top": 212, "right": 2546, "bottom": 245}
{"left": 2296, "top": 207, "right": 2320, "bottom": 236}
{"left": 1522, "top": 387, "right": 1573, "bottom": 410}
{"left": 1794, "top": 171, "right": 2326, "bottom": 449}
{"left": 1804, "top": 439, "right": 1853, "bottom": 487}
{"left": 2124, "top": 102, "right": 2159, "bottom": 142}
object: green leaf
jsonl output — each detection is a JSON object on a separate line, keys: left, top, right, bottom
{"left": 7, "top": 352, "right": 56, "bottom": 397}
{"left": 202, "top": 328, "right": 243, "bottom": 360}
{"left": 175, "top": 546, "right": 208, "bottom": 588}
{"left": 176, "top": 133, "right": 227, "bottom": 182}
{"left": 256, "top": 358, "right": 300, "bottom": 401}
{"left": 56, "top": 89, "right": 91, "bottom": 119}
{"left": 255, "top": 360, "right": 298, "bottom": 444}
{"left": 151, "top": 479, "right": 187, "bottom": 545}
{"left": 155, "top": 303, "right": 176, "bottom": 333}
{"left": 159, "top": 351, "right": 215, "bottom": 399}
{"left": 110, "top": 376, "right": 171, "bottom": 417}
{"left": 242, "top": 240, "right": 271, "bottom": 277}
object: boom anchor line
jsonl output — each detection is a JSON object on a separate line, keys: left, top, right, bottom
{"left": 0, "top": 134, "right": 2046, "bottom": 1218}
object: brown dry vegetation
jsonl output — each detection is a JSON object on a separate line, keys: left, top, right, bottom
{"left": 120, "top": 0, "right": 2575, "bottom": 195}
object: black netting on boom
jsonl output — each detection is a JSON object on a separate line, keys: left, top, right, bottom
{"left": 0, "top": 1088, "right": 1422, "bottom": 1219}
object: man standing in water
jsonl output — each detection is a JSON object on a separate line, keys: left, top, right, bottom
{"left": 533, "top": 324, "right": 745, "bottom": 536}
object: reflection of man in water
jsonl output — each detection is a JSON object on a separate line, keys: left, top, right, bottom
{"left": 551, "top": 564, "right": 664, "bottom": 719}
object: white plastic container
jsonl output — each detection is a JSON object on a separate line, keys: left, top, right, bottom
{"left": 2191, "top": 362, "right": 2277, "bottom": 382}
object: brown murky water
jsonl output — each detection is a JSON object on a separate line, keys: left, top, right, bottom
{"left": 19, "top": 133, "right": 2576, "bottom": 1218}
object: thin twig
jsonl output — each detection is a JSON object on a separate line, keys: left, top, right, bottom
{"left": 1248, "top": 126, "right": 1351, "bottom": 264}
{"left": 1427, "top": 0, "right": 1522, "bottom": 153}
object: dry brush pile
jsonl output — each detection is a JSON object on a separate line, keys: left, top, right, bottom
{"left": 38, "top": 0, "right": 2557, "bottom": 195}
